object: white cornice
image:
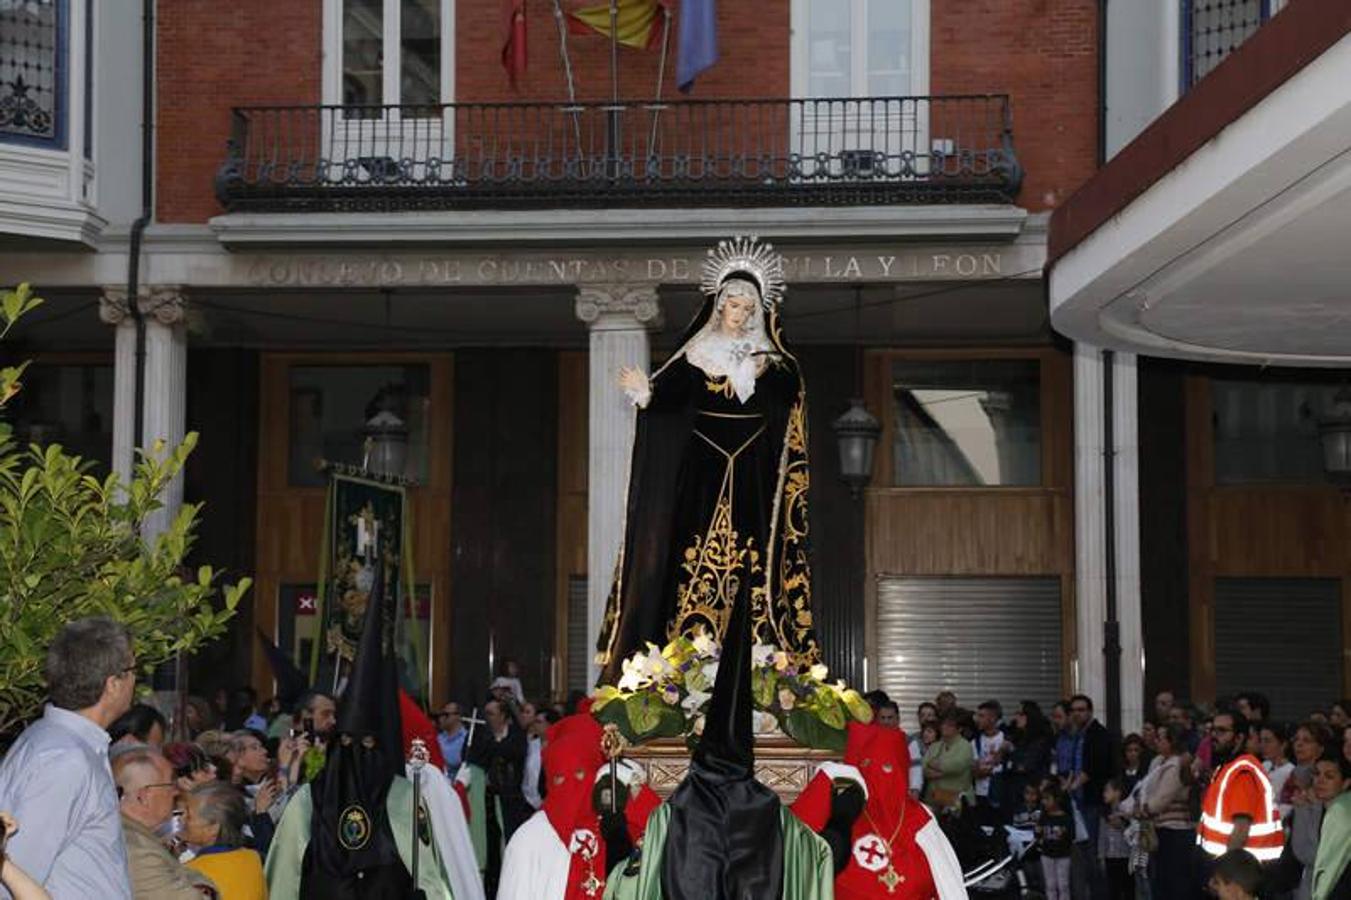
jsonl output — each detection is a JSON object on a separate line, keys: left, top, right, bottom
{"left": 207, "top": 205, "right": 1030, "bottom": 249}
{"left": 0, "top": 199, "right": 107, "bottom": 248}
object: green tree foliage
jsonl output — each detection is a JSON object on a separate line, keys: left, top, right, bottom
{"left": 0, "top": 284, "right": 250, "bottom": 734}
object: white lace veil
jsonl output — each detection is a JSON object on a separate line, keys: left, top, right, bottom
{"left": 682, "top": 277, "right": 776, "bottom": 403}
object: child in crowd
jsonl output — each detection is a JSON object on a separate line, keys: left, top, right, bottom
{"left": 1011, "top": 782, "right": 1044, "bottom": 892}
{"left": 1207, "top": 849, "right": 1263, "bottom": 900}
{"left": 1038, "top": 783, "right": 1074, "bottom": 900}
{"left": 1099, "top": 777, "right": 1133, "bottom": 900}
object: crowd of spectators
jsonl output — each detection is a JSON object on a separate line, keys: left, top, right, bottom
{"left": 2, "top": 619, "right": 1348, "bottom": 900}
{"left": 864, "top": 688, "right": 1351, "bottom": 899}
{"left": 0, "top": 617, "right": 351, "bottom": 899}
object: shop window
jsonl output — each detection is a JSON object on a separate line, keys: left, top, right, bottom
{"left": 288, "top": 364, "right": 430, "bottom": 487}
{"left": 2, "top": 362, "right": 111, "bottom": 470}
{"left": 891, "top": 359, "right": 1041, "bottom": 487}
{"left": 1211, "top": 378, "right": 1339, "bottom": 484}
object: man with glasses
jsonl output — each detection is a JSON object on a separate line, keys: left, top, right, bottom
{"left": 436, "top": 701, "right": 468, "bottom": 773}
{"left": 1197, "top": 710, "right": 1283, "bottom": 868}
{"left": 114, "top": 746, "right": 217, "bottom": 897}
{"left": 0, "top": 616, "right": 140, "bottom": 899}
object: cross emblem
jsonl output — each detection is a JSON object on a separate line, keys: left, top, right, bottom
{"left": 570, "top": 829, "right": 599, "bottom": 858}
{"left": 580, "top": 870, "right": 604, "bottom": 897}
{"left": 878, "top": 864, "right": 905, "bottom": 894}
{"left": 852, "top": 834, "right": 890, "bottom": 872}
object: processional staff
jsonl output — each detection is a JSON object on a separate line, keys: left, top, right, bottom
{"left": 409, "top": 737, "right": 430, "bottom": 899}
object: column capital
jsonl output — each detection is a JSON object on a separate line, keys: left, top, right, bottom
{"left": 575, "top": 283, "right": 662, "bottom": 329}
{"left": 98, "top": 285, "right": 188, "bottom": 326}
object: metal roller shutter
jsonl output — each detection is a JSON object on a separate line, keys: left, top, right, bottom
{"left": 1214, "top": 577, "right": 1342, "bottom": 722}
{"left": 566, "top": 575, "right": 590, "bottom": 693}
{"left": 876, "top": 576, "right": 1064, "bottom": 732}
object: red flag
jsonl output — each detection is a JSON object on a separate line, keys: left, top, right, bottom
{"left": 399, "top": 688, "right": 447, "bottom": 771}
{"left": 502, "top": 0, "right": 528, "bottom": 85}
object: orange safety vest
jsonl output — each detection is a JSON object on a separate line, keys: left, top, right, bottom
{"left": 1196, "top": 754, "right": 1284, "bottom": 861}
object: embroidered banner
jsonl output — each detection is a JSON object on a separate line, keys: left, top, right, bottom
{"left": 310, "top": 472, "right": 428, "bottom": 701}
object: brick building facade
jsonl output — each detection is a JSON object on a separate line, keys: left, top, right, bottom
{"left": 4, "top": 0, "right": 1342, "bottom": 732}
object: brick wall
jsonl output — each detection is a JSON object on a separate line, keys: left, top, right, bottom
{"left": 932, "top": 0, "right": 1100, "bottom": 210}
{"left": 156, "top": 1, "right": 321, "bottom": 223}
{"left": 155, "top": 0, "right": 1095, "bottom": 221}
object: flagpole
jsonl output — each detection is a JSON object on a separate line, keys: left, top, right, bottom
{"left": 608, "top": 0, "right": 620, "bottom": 179}
{"left": 550, "top": 0, "right": 584, "bottom": 151}
{"left": 609, "top": 0, "right": 620, "bottom": 104}
{"left": 649, "top": 5, "right": 673, "bottom": 152}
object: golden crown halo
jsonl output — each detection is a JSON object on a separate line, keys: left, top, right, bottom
{"left": 700, "top": 234, "right": 787, "bottom": 309}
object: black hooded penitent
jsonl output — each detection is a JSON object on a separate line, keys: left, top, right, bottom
{"left": 301, "top": 563, "right": 412, "bottom": 899}
{"left": 659, "top": 557, "right": 784, "bottom": 900}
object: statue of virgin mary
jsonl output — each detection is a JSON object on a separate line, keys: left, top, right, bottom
{"left": 596, "top": 235, "right": 820, "bottom": 684}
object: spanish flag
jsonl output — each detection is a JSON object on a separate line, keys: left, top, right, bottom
{"left": 567, "top": 0, "right": 667, "bottom": 51}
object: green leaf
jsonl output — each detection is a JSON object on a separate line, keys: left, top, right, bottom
{"left": 751, "top": 667, "right": 776, "bottom": 709}
{"left": 591, "top": 684, "right": 623, "bottom": 711}
{"left": 782, "top": 708, "right": 848, "bottom": 752}
{"left": 625, "top": 692, "right": 662, "bottom": 735}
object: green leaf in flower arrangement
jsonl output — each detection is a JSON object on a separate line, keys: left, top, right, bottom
{"left": 839, "top": 688, "right": 874, "bottom": 724}
{"left": 592, "top": 694, "right": 641, "bottom": 744}
{"left": 782, "top": 708, "right": 848, "bottom": 752}
{"left": 591, "top": 684, "right": 623, "bottom": 711}
{"left": 815, "top": 692, "right": 847, "bottom": 730}
{"left": 751, "top": 667, "right": 776, "bottom": 710}
{"left": 623, "top": 691, "right": 687, "bottom": 740}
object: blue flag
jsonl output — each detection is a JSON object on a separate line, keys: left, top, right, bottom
{"left": 676, "top": 0, "right": 718, "bottom": 92}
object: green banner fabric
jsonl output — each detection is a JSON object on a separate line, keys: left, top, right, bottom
{"left": 309, "top": 471, "right": 428, "bottom": 701}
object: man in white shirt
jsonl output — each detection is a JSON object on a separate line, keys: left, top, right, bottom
{"left": 521, "top": 707, "right": 558, "bottom": 809}
{"left": 0, "top": 617, "right": 137, "bottom": 899}
{"left": 971, "top": 699, "right": 1009, "bottom": 814}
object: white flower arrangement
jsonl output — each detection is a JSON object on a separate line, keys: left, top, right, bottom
{"left": 591, "top": 626, "right": 873, "bottom": 750}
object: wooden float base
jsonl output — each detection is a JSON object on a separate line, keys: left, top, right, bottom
{"left": 624, "top": 736, "right": 839, "bottom": 803}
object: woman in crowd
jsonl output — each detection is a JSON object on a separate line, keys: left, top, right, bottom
{"left": 1311, "top": 753, "right": 1351, "bottom": 900}
{"left": 1007, "top": 699, "right": 1054, "bottom": 807}
{"left": 108, "top": 703, "right": 168, "bottom": 748}
{"left": 182, "top": 781, "right": 269, "bottom": 900}
{"left": 1329, "top": 701, "right": 1349, "bottom": 731}
{"left": 163, "top": 741, "right": 220, "bottom": 793}
{"left": 1136, "top": 723, "right": 1195, "bottom": 899}
{"left": 1120, "top": 733, "right": 1151, "bottom": 796}
{"left": 1260, "top": 723, "right": 1297, "bottom": 819}
{"left": 923, "top": 707, "right": 975, "bottom": 812}
{"left": 1296, "top": 722, "right": 1334, "bottom": 765}
{"left": 182, "top": 695, "right": 219, "bottom": 739}
{"left": 1050, "top": 701, "right": 1076, "bottom": 781}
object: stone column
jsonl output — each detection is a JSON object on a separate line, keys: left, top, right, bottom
{"left": 139, "top": 288, "right": 189, "bottom": 542}
{"left": 99, "top": 288, "right": 139, "bottom": 484}
{"left": 1073, "top": 344, "right": 1144, "bottom": 733}
{"left": 575, "top": 284, "right": 661, "bottom": 685}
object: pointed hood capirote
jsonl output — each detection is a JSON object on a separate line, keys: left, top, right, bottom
{"left": 301, "top": 562, "right": 412, "bottom": 899}
{"left": 845, "top": 723, "right": 911, "bottom": 829}
{"left": 659, "top": 563, "right": 785, "bottom": 900}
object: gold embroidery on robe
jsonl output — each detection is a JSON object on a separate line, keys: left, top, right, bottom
{"left": 670, "top": 491, "right": 763, "bottom": 642}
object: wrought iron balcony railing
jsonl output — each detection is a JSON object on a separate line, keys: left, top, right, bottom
{"left": 215, "top": 95, "right": 1022, "bottom": 213}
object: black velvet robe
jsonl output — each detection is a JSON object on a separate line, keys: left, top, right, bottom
{"left": 596, "top": 302, "right": 820, "bottom": 684}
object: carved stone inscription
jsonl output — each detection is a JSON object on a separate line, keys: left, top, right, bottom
{"left": 246, "top": 249, "right": 1014, "bottom": 289}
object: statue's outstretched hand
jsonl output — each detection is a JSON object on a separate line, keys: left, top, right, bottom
{"left": 617, "top": 367, "right": 648, "bottom": 396}
{"left": 618, "top": 367, "right": 651, "bottom": 407}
